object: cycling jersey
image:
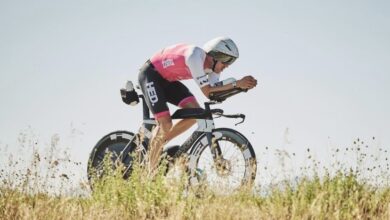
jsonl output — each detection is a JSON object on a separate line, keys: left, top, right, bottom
{"left": 150, "top": 43, "right": 220, "bottom": 87}
{"left": 138, "top": 61, "right": 195, "bottom": 119}
{"left": 139, "top": 43, "right": 220, "bottom": 119}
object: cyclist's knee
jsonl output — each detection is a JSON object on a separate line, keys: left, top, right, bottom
{"left": 156, "top": 116, "right": 173, "bottom": 135}
{"left": 180, "top": 99, "right": 200, "bottom": 109}
{"left": 161, "top": 121, "right": 173, "bottom": 135}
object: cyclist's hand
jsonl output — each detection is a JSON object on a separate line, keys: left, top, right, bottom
{"left": 237, "top": 76, "right": 257, "bottom": 90}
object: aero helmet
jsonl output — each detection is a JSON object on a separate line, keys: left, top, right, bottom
{"left": 203, "top": 37, "right": 239, "bottom": 65}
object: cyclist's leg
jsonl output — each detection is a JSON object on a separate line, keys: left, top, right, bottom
{"left": 149, "top": 115, "right": 172, "bottom": 173}
{"left": 138, "top": 61, "right": 173, "bottom": 174}
{"left": 164, "top": 81, "right": 200, "bottom": 143}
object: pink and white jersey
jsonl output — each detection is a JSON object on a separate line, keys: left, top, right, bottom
{"left": 150, "top": 43, "right": 219, "bottom": 88}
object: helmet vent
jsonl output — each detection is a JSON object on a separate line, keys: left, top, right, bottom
{"left": 224, "top": 42, "right": 232, "bottom": 51}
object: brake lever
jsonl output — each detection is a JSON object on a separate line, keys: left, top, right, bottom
{"left": 235, "top": 114, "right": 246, "bottom": 126}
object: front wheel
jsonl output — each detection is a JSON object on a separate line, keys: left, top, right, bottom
{"left": 187, "top": 128, "right": 257, "bottom": 193}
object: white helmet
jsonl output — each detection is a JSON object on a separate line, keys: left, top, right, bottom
{"left": 203, "top": 37, "right": 239, "bottom": 65}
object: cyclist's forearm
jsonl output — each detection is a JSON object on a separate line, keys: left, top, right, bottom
{"left": 201, "top": 83, "right": 235, "bottom": 98}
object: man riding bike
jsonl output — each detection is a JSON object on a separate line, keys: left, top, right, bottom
{"left": 137, "top": 36, "right": 258, "bottom": 175}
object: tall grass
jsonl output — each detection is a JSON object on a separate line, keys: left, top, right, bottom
{"left": 0, "top": 134, "right": 389, "bottom": 219}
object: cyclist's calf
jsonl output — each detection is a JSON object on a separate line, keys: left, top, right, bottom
{"left": 155, "top": 116, "right": 173, "bottom": 141}
{"left": 148, "top": 116, "right": 172, "bottom": 175}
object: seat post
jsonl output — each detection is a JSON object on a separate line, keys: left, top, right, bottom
{"left": 140, "top": 95, "right": 151, "bottom": 120}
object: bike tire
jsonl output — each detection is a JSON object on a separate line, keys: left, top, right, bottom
{"left": 187, "top": 128, "right": 257, "bottom": 191}
{"left": 87, "top": 130, "right": 137, "bottom": 186}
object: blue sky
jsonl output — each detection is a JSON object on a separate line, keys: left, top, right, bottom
{"left": 1, "top": 0, "right": 389, "bottom": 186}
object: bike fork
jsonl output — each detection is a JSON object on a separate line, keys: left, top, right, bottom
{"left": 197, "top": 118, "right": 223, "bottom": 161}
{"left": 206, "top": 132, "right": 223, "bottom": 161}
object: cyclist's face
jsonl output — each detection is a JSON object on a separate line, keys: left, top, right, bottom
{"left": 214, "top": 61, "right": 230, "bottom": 73}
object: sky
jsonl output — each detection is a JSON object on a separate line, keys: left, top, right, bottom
{"left": 1, "top": 0, "right": 389, "bottom": 187}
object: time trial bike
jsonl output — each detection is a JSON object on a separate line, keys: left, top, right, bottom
{"left": 87, "top": 81, "right": 257, "bottom": 191}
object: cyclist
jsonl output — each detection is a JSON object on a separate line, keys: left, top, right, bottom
{"left": 137, "top": 36, "right": 257, "bottom": 174}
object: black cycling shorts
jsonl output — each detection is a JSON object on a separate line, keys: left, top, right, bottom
{"left": 138, "top": 60, "right": 197, "bottom": 119}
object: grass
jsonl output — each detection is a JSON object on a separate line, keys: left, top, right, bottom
{"left": 1, "top": 168, "right": 389, "bottom": 219}
{"left": 0, "top": 134, "right": 389, "bottom": 219}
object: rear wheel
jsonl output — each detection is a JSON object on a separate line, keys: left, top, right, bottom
{"left": 187, "top": 128, "right": 257, "bottom": 193}
{"left": 87, "top": 131, "right": 139, "bottom": 187}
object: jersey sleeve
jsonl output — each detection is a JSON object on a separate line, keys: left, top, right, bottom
{"left": 185, "top": 47, "right": 210, "bottom": 88}
{"left": 208, "top": 72, "right": 220, "bottom": 86}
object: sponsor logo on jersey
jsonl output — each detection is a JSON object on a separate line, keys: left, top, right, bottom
{"left": 197, "top": 75, "right": 208, "bottom": 86}
{"left": 146, "top": 81, "right": 158, "bottom": 105}
{"left": 162, "top": 59, "right": 174, "bottom": 68}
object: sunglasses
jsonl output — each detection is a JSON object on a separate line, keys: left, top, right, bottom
{"left": 220, "top": 56, "right": 237, "bottom": 65}
{"left": 209, "top": 51, "right": 237, "bottom": 65}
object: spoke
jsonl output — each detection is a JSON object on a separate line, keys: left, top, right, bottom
{"left": 222, "top": 140, "right": 228, "bottom": 155}
{"left": 222, "top": 141, "right": 230, "bottom": 157}
{"left": 194, "top": 132, "right": 256, "bottom": 193}
{"left": 96, "top": 154, "right": 105, "bottom": 161}
{"left": 223, "top": 142, "right": 237, "bottom": 159}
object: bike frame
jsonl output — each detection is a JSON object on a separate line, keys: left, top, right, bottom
{"left": 118, "top": 93, "right": 232, "bottom": 167}
{"left": 88, "top": 86, "right": 255, "bottom": 187}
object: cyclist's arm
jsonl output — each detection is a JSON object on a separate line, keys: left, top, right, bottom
{"left": 202, "top": 76, "right": 257, "bottom": 98}
{"left": 186, "top": 47, "right": 232, "bottom": 98}
{"left": 186, "top": 47, "right": 213, "bottom": 89}
{"left": 186, "top": 47, "right": 255, "bottom": 98}
{"left": 200, "top": 83, "right": 236, "bottom": 98}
